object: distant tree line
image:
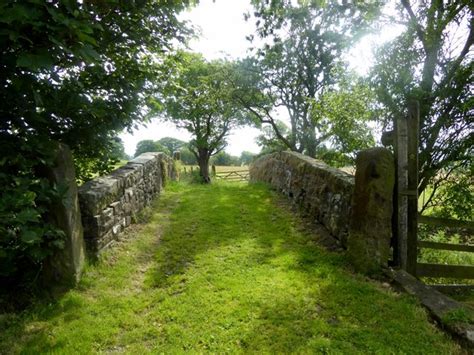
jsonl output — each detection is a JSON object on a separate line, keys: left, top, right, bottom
{"left": 133, "top": 137, "right": 257, "bottom": 167}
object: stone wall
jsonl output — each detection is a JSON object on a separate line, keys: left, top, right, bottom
{"left": 78, "top": 152, "right": 176, "bottom": 255}
{"left": 250, "top": 151, "right": 355, "bottom": 247}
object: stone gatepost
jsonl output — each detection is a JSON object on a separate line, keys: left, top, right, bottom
{"left": 347, "top": 147, "right": 395, "bottom": 275}
{"left": 43, "top": 143, "right": 85, "bottom": 285}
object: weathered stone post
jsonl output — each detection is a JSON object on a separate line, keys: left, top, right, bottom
{"left": 43, "top": 143, "right": 85, "bottom": 285}
{"left": 347, "top": 147, "right": 395, "bottom": 275}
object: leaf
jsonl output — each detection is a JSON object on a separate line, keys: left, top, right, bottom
{"left": 78, "top": 44, "right": 100, "bottom": 61}
{"left": 21, "top": 229, "right": 40, "bottom": 244}
{"left": 16, "top": 52, "right": 54, "bottom": 70}
{"left": 77, "top": 32, "right": 97, "bottom": 46}
{"left": 16, "top": 208, "right": 40, "bottom": 224}
{"left": 33, "top": 91, "right": 43, "bottom": 107}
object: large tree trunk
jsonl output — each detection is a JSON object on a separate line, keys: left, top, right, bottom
{"left": 197, "top": 149, "right": 211, "bottom": 183}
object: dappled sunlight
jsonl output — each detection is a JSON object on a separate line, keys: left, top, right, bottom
{"left": 0, "top": 182, "right": 460, "bottom": 353}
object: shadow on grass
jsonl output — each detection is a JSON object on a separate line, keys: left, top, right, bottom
{"left": 0, "top": 194, "right": 174, "bottom": 353}
{"left": 147, "top": 182, "right": 297, "bottom": 288}
{"left": 0, "top": 182, "right": 457, "bottom": 353}
{"left": 235, "top": 270, "right": 453, "bottom": 353}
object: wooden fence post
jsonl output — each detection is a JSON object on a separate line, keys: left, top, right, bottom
{"left": 394, "top": 101, "right": 420, "bottom": 275}
{"left": 396, "top": 115, "right": 409, "bottom": 270}
{"left": 406, "top": 101, "right": 419, "bottom": 275}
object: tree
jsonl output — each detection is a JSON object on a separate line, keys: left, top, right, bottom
{"left": 0, "top": 0, "right": 192, "bottom": 284}
{"left": 76, "top": 137, "right": 129, "bottom": 183}
{"left": 255, "top": 121, "right": 291, "bottom": 154}
{"left": 158, "top": 53, "right": 245, "bottom": 183}
{"left": 310, "top": 73, "right": 376, "bottom": 165}
{"left": 240, "top": 151, "right": 257, "bottom": 165}
{"left": 234, "top": 1, "right": 381, "bottom": 157}
{"left": 134, "top": 140, "right": 170, "bottom": 157}
{"left": 211, "top": 151, "right": 239, "bottom": 166}
{"left": 179, "top": 147, "right": 198, "bottom": 165}
{"left": 157, "top": 137, "right": 186, "bottom": 155}
{"left": 371, "top": 1, "right": 473, "bottom": 204}
{"left": 110, "top": 138, "right": 129, "bottom": 161}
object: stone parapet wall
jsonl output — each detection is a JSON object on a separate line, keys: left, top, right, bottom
{"left": 78, "top": 152, "right": 176, "bottom": 255}
{"left": 249, "top": 151, "right": 355, "bottom": 247}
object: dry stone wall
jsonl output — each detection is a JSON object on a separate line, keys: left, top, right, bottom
{"left": 250, "top": 151, "right": 355, "bottom": 247}
{"left": 78, "top": 152, "right": 176, "bottom": 255}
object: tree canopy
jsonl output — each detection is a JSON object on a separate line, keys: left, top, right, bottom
{"left": 0, "top": 0, "right": 192, "bottom": 283}
{"left": 134, "top": 140, "right": 170, "bottom": 157}
{"left": 371, "top": 0, "right": 473, "bottom": 206}
{"left": 232, "top": 0, "right": 381, "bottom": 158}
{"left": 157, "top": 52, "right": 246, "bottom": 182}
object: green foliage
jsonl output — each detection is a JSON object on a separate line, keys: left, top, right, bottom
{"left": 179, "top": 147, "right": 198, "bottom": 165}
{"left": 442, "top": 308, "right": 474, "bottom": 326}
{"left": 371, "top": 1, "right": 473, "bottom": 196}
{"left": 310, "top": 72, "right": 377, "bottom": 164}
{"left": 134, "top": 139, "right": 170, "bottom": 158}
{"left": 235, "top": 1, "right": 381, "bottom": 157}
{"left": 314, "top": 146, "right": 353, "bottom": 168}
{"left": 255, "top": 121, "right": 291, "bottom": 154}
{"left": 75, "top": 137, "right": 129, "bottom": 184}
{"left": 210, "top": 151, "right": 240, "bottom": 166}
{"left": 0, "top": 139, "right": 65, "bottom": 286}
{"left": 421, "top": 163, "right": 473, "bottom": 221}
{"left": 0, "top": 0, "right": 192, "bottom": 283}
{"left": 157, "top": 137, "right": 186, "bottom": 154}
{"left": 157, "top": 52, "right": 246, "bottom": 182}
{"left": 239, "top": 151, "right": 257, "bottom": 165}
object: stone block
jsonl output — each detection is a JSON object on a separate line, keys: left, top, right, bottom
{"left": 97, "top": 230, "right": 115, "bottom": 250}
{"left": 78, "top": 176, "right": 123, "bottom": 216}
{"left": 42, "top": 143, "right": 85, "bottom": 286}
{"left": 347, "top": 148, "right": 395, "bottom": 274}
{"left": 110, "top": 201, "right": 122, "bottom": 215}
{"left": 112, "top": 223, "right": 122, "bottom": 236}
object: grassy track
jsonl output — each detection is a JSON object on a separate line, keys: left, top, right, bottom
{"left": 0, "top": 182, "right": 461, "bottom": 353}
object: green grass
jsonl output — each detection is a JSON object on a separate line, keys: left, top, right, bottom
{"left": 0, "top": 182, "right": 461, "bottom": 353}
{"left": 442, "top": 308, "right": 474, "bottom": 326}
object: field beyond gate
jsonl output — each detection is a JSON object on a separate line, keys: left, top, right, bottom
{"left": 182, "top": 165, "right": 250, "bottom": 181}
{"left": 214, "top": 168, "right": 249, "bottom": 181}
{"left": 0, "top": 182, "right": 460, "bottom": 353}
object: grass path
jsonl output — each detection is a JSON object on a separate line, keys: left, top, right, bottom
{"left": 0, "top": 182, "right": 461, "bottom": 353}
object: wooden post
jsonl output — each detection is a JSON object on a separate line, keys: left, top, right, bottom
{"left": 406, "top": 101, "right": 419, "bottom": 275}
{"left": 391, "top": 123, "right": 400, "bottom": 267}
{"left": 211, "top": 164, "right": 216, "bottom": 177}
{"left": 396, "top": 115, "right": 408, "bottom": 270}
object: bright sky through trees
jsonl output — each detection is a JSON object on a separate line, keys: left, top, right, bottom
{"left": 119, "top": 0, "right": 402, "bottom": 157}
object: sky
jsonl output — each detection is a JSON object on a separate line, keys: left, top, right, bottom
{"left": 120, "top": 0, "right": 403, "bottom": 157}
{"left": 120, "top": 0, "right": 260, "bottom": 157}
